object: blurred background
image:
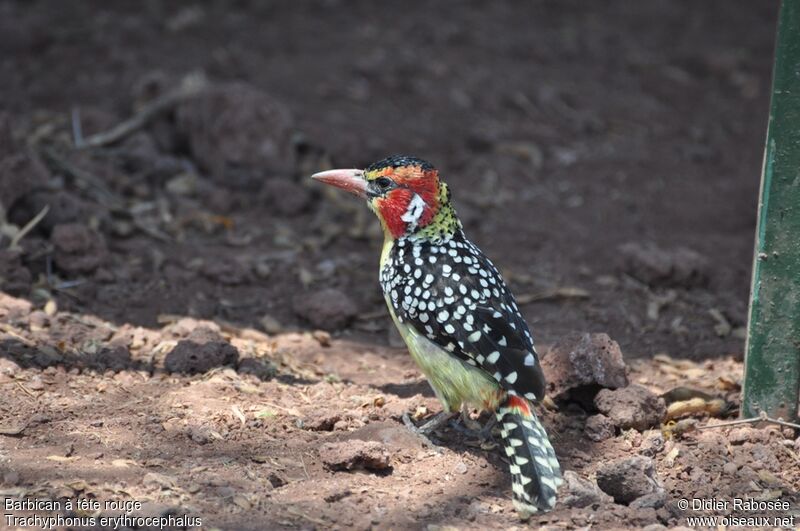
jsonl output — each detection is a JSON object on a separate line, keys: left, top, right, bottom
{"left": 0, "top": 2, "right": 787, "bottom": 528}
{"left": 0, "top": 0, "right": 777, "bottom": 358}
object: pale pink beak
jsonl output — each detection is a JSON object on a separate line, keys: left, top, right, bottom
{"left": 311, "top": 169, "right": 367, "bottom": 198}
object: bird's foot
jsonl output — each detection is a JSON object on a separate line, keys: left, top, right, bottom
{"left": 448, "top": 412, "right": 499, "bottom": 445}
{"left": 402, "top": 411, "right": 455, "bottom": 448}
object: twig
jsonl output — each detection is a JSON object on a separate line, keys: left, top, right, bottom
{"left": 516, "top": 286, "right": 590, "bottom": 305}
{"left": 38, "top": 146, "right": 124, "bottom": 210}
{"left": 71, "top": 107, "right": 84, "bottom": 147}
{"left": 0, "top": 323, "right": 35, "bottom": 346}
{"left": 15, "top": 381, "right": 37, "bottom": 399}
{"left": 9, "top": 205, "right": 49, "bottom": 250}
{"left": 696, "top": 411, "right": 800, "bottom": 431}
{"left": 696, "top": 417, "right": 761, "bottom": 430}
{"left": 299, "top": 454, "right": 310, "bottom": 480}
{"left": 77, "top": 72, "right": 208, "bottom": 149}
{"left": 764, "top": 416, "right": 800, "bottom": 430}
{"left": 54, "top": 279, "right": 86, "bottom": 290}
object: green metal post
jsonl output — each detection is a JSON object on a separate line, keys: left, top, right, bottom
{"left": 742, "top": 0, "right": 800, "bottom": 422}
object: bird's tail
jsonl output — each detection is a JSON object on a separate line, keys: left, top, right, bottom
{"left": 496, "top": 394, "right": 562, "bottom": 519}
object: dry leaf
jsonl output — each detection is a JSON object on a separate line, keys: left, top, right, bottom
{"left": 664, "top": 445, "right": 681, "bottom": 467}
{"left": 412, "top": 405, "right": 428, "bottom": 421}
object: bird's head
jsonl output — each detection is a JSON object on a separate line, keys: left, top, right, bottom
{"left": 312, "top": 155, "right": 455, "bottom": 240}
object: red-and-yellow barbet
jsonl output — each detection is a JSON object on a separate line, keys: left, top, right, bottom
{"left": 312, "top": 155, "right": 562, "bottom": 517}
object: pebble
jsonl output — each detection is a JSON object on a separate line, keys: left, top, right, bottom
{"left": 560, "top": 470, "right": 613, "bottom": 508}
{"left": 585, "top": 414, "right": 616, "bottom": 441}
{"left": 176, "top": 81, "right": 295, "bottom": 189}
{"left": 596, "top": 456, "right": 663, "bottom": 505}
{"left": 595, "top": 385, "right": 666, "bottom": 431}
{"left": 293, "top": 288, "right": 358, "bottom": 331}
{"left": 51, "top": 223, "right": 108, "bottom": 274}
{"left": 540, "top": 332, "right": 629, "bottom": 404}
{"left": 617, "top": 240, "right": 709, "bottom": 288}
{"left": 319, "top": 440, "right": 391, "bottom": 471}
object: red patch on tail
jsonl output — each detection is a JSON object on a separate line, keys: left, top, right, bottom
{"left": 506, "top": 395, "right": 532, "bottom": 417}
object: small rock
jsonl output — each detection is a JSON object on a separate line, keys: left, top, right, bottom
{"left": 28, "top": 310, "right": 49, "bottom": 330}
{"left": 163, "top": 326, "right": 239, "bottom": 373}
{"left": 0, "top": 250, "right": 31, "bottom": 296}
{"left": 595, "top": 385, "right": 666, "bottom": 431}
{"left": 253, "top": 259, "right": 272, "bottom": 279}
{"left": 236, "top": 357, "right": 276, "bottom": 380}
{"left": 560, "top": 470, "right": 613, "bottom": 508}
{"left": 596, "top": 456, "right": 663, "bottom": 505}
{"left": 2, "top": 470, "right": 20, "bottom": 485}
{"left": 165, "top": 173, "right": 198, "bottom": 196}
{"left": 312, "top": 330, "right": 332, "bottom": 347}
{"left": 617, "top": 241, "right": 708, "bottom": 288}
{"left": 639, "top": 431, "right": 665, "bottom": 457}
{"left": 10, "top": 190, "right": 96, "bottom": 234}
{"left": 722, "top": 462, "right": 739, "bottom": 475}
{"left": 324, "top": 489, "right": 352, "bottom": 503}
{"left": 176, "top": 81, "right": 295, "bottom": 189}
{"left": 467, "top": 500, "right": 490, "bottom": 516}
{"left": 51, "top": 223, "right": 108, "bottom": 274}
{"left": 87, "top": 345, "right": 131, "bottom": 372}
{"left": 0, "top": 358, "right": 20, "bottom": 376}
{"left": 201, "top": 256, "right": 250, "bottom": 285}
{"left": 143, "top": 472, "right": 176, "bottom": 490}
{"left": 302, "top": 412, "right": 342, "bottom": 431}
{"left": 747, "top": 443, "right": 780, "bottom": 472}
{"left": 293, "top": 288, "right": 358, "bottom": 331}
{"left": 728, "top": 426, "right": 763, "bottom": 444}
{"left": 26, "top": 376, "right": 44, "bottom": 391}
{"left": 260, "top": 315, "right": 283, "bottom": 334}
{"left": 187, "top": 425, "right": 213, "bottom": 445}
{"left": 629, "top": 490, "right": 666, "bottom": 509}
{"left": 585, "top": 414, "right": 616, "bottom": 441}
{"left": 453, "top": 461, "right": 468, "bottom": 475}
{"left": 319, "top": 440, "right": 391, "bottom": 471}
{"left": 267, "top": 473, "right": 287, "bottom": 488}
{"left": 540, "top": 332, "right": 629, "bottom": 404}
{"left": 0, "top": 292, "right": 32, "bottom": 322}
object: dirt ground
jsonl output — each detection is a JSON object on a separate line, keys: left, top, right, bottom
{"left": 1, "top": 1, "right": 798, "bottom": 529}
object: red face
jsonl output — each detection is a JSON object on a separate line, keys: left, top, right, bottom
{"left": 367, "top": 165, "right": 440, "bottom": 238}
{"left": 312, "top": 162, "right": 441, "bottom": 239}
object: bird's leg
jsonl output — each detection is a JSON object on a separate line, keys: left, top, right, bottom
{"left": 478, "top": 415, "right": 498, "bottom": 440}
{"left": 403, "top": 410, "right": 456, "bottom": 435}
{"left": 402, "top": 410, "right": 456, "bottom": 449}
{"left": 447, "top": 408, "right": 498, "bottom": 442}
{"left": 459, "top": 407, "right": 483, "bottom": 432}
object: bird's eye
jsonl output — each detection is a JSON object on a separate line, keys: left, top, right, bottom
{"left": 375, "top": 177, "right": 393, "bottom": 190}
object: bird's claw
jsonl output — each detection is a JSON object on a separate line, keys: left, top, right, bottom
{"left": 448, "top": 413, "right": 498, "bottom": 443}
{"left": 402, "top": 411, "right": 456, "bottom": 448}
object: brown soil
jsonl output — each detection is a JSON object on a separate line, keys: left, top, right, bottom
{"left": 1, "top": 1, "right": 798, "bottom": 530}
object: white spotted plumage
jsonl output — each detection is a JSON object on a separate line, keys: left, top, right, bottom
{"left": 379, "top": 229, "right": 545, "bottom": 402}
{"left": 351, "top": 157, "right": 562, "bottom": 518}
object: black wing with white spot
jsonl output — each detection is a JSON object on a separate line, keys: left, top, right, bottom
{"left": 380, "top": 231, "right": 546, "bottom": 401}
